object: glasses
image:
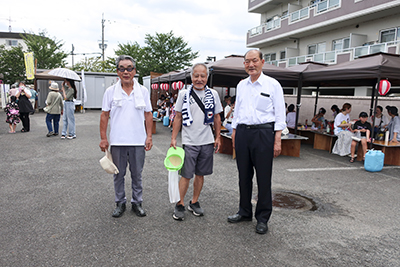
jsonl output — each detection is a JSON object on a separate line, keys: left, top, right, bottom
{"left": 117, "top": 67, "right": 135, "bottom": 72}
{"left": 244, "top": 58, "right": 260, "bottom": 65}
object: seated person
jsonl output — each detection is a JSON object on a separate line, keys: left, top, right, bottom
{"left": 311, "top": 107, "right": 326, "bottom": 129}
{"left": 386, "top": 106, "right": 400, "bottom": 143}
{"left": 157, "top": 95, "right": 167, "bottom": 118}
{"left": 332, "top": 103, "right": 353, "bottom": 156}
{"left": 223, "top": 96, "right": 235, "bottom": 135}
{"left": 349, "top": 112, "right": 372, "bottom": 163}
{"left": 371, "top": 105, "right": 389, "bottom": 140}
{"left": 286, "top": 104, "right": 296, "bottom": 129}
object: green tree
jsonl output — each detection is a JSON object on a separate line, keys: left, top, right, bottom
{"left": 21, "top": 30, "right": 68, "bottom": 69}
{"left": 114, "top": 31, "right": 199, "bottom": 80}
{"left": 72, "top": 56, "right": 115, "bottom": 73}
{"left": 0, "top": 44, "right": 26, "bottom": 84}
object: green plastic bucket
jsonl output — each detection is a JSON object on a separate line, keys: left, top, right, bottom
{"left": 164, "top": 147, "right": 185, "bottom": 171}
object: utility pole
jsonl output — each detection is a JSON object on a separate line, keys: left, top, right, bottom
{"left": 71, "top": 44, "right": 75, "bottom": 68}
{"left": 101, "top": 13, "right": 105, "bottom": 61}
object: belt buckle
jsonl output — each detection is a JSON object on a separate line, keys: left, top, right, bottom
{"left": 245, "top": 125, "right": 251, "bottom": 129}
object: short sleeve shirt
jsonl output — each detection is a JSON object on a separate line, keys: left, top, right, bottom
{"left": 352, "top": 120, "right": 372, "bottom": 137}
{"left": 102, "top": 83, "right": 152, "bottom": 146}
{"left": 175, "top": 88, "right": 223, "bottom": 146}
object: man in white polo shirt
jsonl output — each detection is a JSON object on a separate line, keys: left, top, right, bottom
{"left": 99, "top": 55, "right": 153, "bottom": 218}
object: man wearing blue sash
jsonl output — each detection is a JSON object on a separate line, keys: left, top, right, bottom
{"left": 170, "top": 63, "right": 223, "bottom": 221}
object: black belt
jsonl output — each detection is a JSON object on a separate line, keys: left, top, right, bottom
{"left": 237, "top": 122, "right": 274, "bottom": 129}
{"left": 226, "top": 121, "right": 232, "bottom": 124}
{"left": 65, "top": 100, "right": 73, "bottom": 102}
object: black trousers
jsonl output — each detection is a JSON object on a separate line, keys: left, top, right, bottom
{"left": 20, "top": 112, "right": 30, "bottom": 131}
{"left": 235, "top": 126, "right": 275, "bottom": 223}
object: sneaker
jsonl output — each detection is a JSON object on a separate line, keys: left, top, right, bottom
{"left": 173, "top": 204, "right": 185, "bottom": 221}
{"left": 46, "top": 131, "right": 54, "bottom": 137}
{"left": 53, "top": 132, "right": 59, "bottom": 136}
{"left": 61, "top": 135, "right": 66, "bottom": 139}
{"left": 188, "top": 201, "right": 204, "bottom": 216}
{"left": 67, "top": 135, "right": 76, "bottom": 139}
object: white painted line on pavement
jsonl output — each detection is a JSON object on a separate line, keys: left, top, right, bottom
{"left": 287, "top": 166, "right": 400, "bottom": 172}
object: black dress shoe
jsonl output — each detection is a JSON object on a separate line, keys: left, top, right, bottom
{"left": 256, "top": 222, "right": 268, "bottom": 234}
{"left": 227, "top": 213, "right": 252, "bottom": 223}
{"left": 132, "top": 203, "right": 147, "bottom": 217}
{"left": 112, "top": 203, "right": 126, "bottom": 218}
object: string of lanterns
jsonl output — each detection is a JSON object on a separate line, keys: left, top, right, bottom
{"left": 151, "top": 81, "right": 184, "bottom": 90}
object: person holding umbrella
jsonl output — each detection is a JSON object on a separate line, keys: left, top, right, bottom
{"left": 61, "top": 78, "right": 77, "bottom": 139}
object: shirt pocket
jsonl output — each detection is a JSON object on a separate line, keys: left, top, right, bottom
{"left": 255, "top": 92, "right": 272, "bottom": 111}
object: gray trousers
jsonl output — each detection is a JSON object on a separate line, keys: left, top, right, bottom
{"left": 110, "top": 146, "right": 145, "bottom": 204}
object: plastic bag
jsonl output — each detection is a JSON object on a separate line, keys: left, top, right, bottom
{"left": 168, "top": 170, "right": 180, "bottom": 203}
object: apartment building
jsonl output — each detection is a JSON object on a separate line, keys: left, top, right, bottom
{"left": 0, "top": 32, "right": 29, "bottom": 51}
{"left": 247, "top": 0, "right": 400, "bottom": 69}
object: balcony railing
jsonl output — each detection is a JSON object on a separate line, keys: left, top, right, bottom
{"left": 249, "top": 17, "right": 281, "bottom": 37}
{"left": 316, "top": 0, "right": 340, "bottom": 14}
{"left": 290, "top": 6, "right": 310, "bottom": 22}
{"left": 266, "top": 41, "right": 400, "bottom": 67}
{"left": 248, "top": 0, "right": 341, "bottom": 37}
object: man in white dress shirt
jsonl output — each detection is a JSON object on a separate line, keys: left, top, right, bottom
{"left": 227, "top": 49, "right": 286, "bottom": 234}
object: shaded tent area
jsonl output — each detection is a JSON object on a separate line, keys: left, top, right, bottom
{"left": 150, "top": 56, "right": 299, "bottom": 88}
{"left": 286, "top": 62, "right": 328, "bottom": 131}
{"left": 301, "top": 53, "right": 400, "bottom": 137}
{"left": 150, "top": 52, "right": 400, "bottom": 137}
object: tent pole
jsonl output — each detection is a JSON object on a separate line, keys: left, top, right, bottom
{"left": 371, "top": 78, "right": 380, "bottom": 142}
{"left": 313, "top": 85, "right": 320, "bottom": 116}
{"left": 369, "top": 84, "right": 376, "bottom": 117}
{"left": 210, "top": 68, "right": 214, "bottom": 88}
{"left": 294, "top": 75, "right": 303, "bottom": 135}
{"left": 184, "top": 71, "right": 187, "bottom": 89}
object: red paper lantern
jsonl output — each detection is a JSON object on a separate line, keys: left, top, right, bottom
{"left": 151, "top": 83, "right": 159, "bottom": 90}
{"left": 161, "top": 83, "right": 169, "bottom": 91}
{"left": 176, "top": 81, "right": 184, "bottom": 90}
{"left": 377, "top": 79, "right": 391, "bottom": 96}
{"left": 172, "top": 82, "right": 177, "bottom": 90}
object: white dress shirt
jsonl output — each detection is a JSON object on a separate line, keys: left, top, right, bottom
{"left": 232, "top": 73, "right": 286, "bottom": 131}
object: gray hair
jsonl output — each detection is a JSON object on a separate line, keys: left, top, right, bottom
{"left": 244, "top": 49, "right": 263, "bottom": 60}
{"left": 191, "top": 63, "right": 209, "bottom": 77}
{"left": 115, "top": 55, "right": 136, "bottom": 69}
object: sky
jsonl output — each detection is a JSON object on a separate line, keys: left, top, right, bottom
{"left": 1, "top": 0, "right": 260, "bottom": 68}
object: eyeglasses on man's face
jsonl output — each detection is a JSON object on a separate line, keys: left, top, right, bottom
{"left": 117, "top": 67, "right": 135, "bottom": 72}
{"left": 244, "top": 58, "right": 260, "bottom": 65}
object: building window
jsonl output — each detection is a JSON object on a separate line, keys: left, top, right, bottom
{"left": 6, "top": 40, "right": 18, "bottom": 46}
{"left": 332, "top": 37, "right": 350, "bottom": 51}
{"left": 264, "top": 53, "right": 276, "bottom": 62}
{"left": 308, "top": 42, "right": 326, "bottom": 55}
{"left": 280, "top": 51, "right": 286, "bottom": 60}
{"left": 380, "top": 28, "right": 398, "bottom": 43}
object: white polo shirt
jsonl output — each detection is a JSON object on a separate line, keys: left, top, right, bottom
{"left": 102, "top": 83, "right": 152, "bottom": 146}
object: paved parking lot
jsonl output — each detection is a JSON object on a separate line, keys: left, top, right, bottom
{"left": 1, "top": 110, "right": 399, "bottom": 266}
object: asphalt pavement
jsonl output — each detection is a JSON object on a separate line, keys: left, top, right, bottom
{"left": 1, "top": 110, "right": 400, "bottom": 267}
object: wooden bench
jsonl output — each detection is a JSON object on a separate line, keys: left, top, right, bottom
{"left": 152, "top": 118, "right": 157, "bottom": 134}
{"left": 219, "top": 133, "right": 308, "bottom": 158}
{"left": 219, "top": 133, "right": 236, "bottom": 159}
{"left": 292, "top": 128, "right": 315, "bottom": 145}
{"left": 370, "top": 140, "right": 400, "bottom": 166}
{"left": 312, "top": 131, "right": 337, "bottom": 153}
{"left": 281, "top": 133, "right": 309, "bottom": 157}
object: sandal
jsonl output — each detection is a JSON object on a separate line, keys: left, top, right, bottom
{"left": 349, "top": 157, "right": 355, "bottom": 163}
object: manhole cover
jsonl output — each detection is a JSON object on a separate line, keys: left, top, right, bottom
{"left": 252, "top": 191, "right": 317, "bottom": 211}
